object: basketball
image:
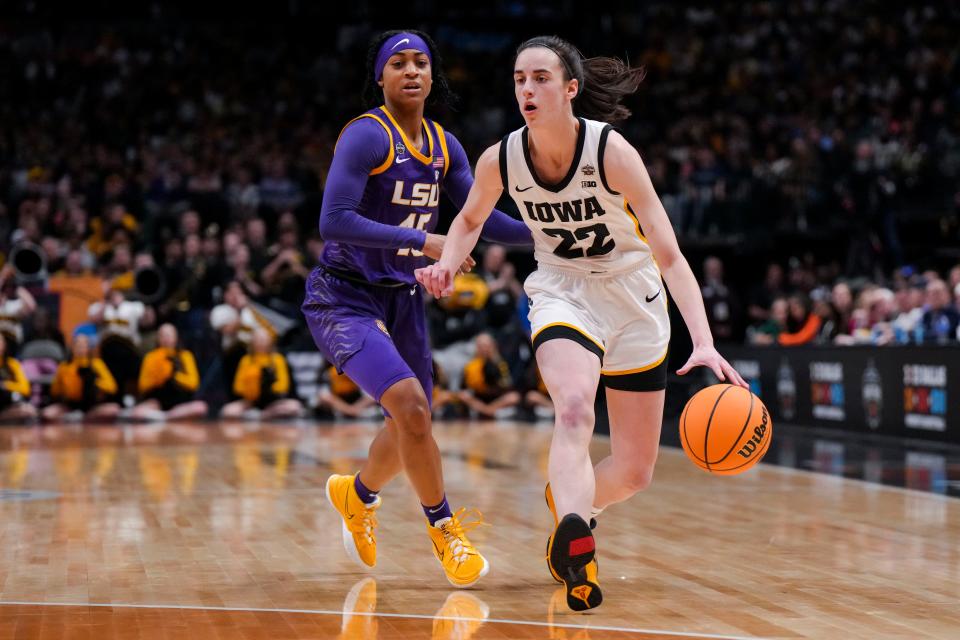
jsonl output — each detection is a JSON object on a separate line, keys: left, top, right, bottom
{"left": 679, "top": 384, "right": 772, "bottom": 475}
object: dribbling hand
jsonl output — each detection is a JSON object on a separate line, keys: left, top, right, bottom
{"left": 677, "top": 344, "right": 748, "bottom": 388}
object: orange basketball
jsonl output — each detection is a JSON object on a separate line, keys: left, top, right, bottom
{"left": 679, "top": 384, "right": 772, "bottom": 475}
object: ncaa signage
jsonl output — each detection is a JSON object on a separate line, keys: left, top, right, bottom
{"left": 903, "top": 364, "right": 947, "bottom": 432}
{"left": 810, "top": 361, "right": 845, "bottom": 421}
{"left": 718, "top": 346, "right": 958, "bottom": 445}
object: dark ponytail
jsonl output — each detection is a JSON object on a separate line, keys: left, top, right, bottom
{"left": 362, "top": 29, "right": 458, "bottom": 111}
{"left": 515, "top": 35, "right": 645, "bottom": 124}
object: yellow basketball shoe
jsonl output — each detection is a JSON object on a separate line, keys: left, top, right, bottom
{"left": 431, "top": 591, "right": 490, "bottom": 640}
{"left": 545, "top": 484, "right": 598, "bottom": 584}
{"left": 326, "top": 473, "right": 380, "bottom": 568}
{"left": 339, "top": 577, "right": 377, "bottom": 640}
{"left": 426, "top": 508, "right": 490, "bottom": 588}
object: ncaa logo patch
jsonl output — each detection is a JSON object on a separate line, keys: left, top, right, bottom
{"left": 376, "top": 320, "right": 390, "bottom": 337}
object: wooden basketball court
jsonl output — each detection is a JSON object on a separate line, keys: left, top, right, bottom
{"left": 0, "top": 420, "right": 957, "bottom": 639}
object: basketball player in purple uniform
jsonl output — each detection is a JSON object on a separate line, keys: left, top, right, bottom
{"left": 305, "top": 30, "right": 531, "bottom": 587}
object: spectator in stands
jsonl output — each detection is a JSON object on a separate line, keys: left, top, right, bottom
{"left": 43, "top": 335, "right": 121, "bottom": 421}
{"left": 701, "top": 256, "right": 740, "bottom": 343}
{"left": 748, "top": 297, "right": 788, "bottom": 345}
{"left": 430, "top": 359, "right": 458, "bottom": 419}
{"left": 0, "top": 264, "right": 38, "bottom": 354}
{"left": 259, "top": 157, "right": 303, "bottom": 213}
{"left": 747, "top": 263, "right": 785, "bottom": 325}
{"left": 786, "top": 256, "right": 817, "bottom": 295}
{"left": 949, "top": 265, "right": 960, "bottom": 296}
{"left": 823, "top": 282, "right": 855, "bottom": 341}
{"left": 22, "top": 306, "right": 65, "bottom": 348}
{"left": 919, "top": 279, "right": 959, "bottom": 344}
{"left": 88, "top": 287, "right": 152, "bottom": 400}
{"left": 210, "top": 281, "right": 274, "bottom": 394}
{"left": 314, "top": 366, "right": 377, "bottom": 419}
{"left": 221, "top": 328, "right": 303, "bottom": 420}
{"left": 479, "top": 245, "right": 523, "bottom": 301}
{"left": 522, "top": 360, "right": 553, "bottom": 419}
{"left": 226, "top": 243, "right": 264, "bottom": 298}
{"left": 243, "top": 218, "right": 271, "bottom": 273}
{"left": 262, "top": 219, "right": 309, "bottom": 306}
{"left": 0, "top": 334, "right": 36, "bottom": 422}
{"left": 838, "top": 287, "right": 898, "bottom": 346}
{"left": 131, "top": 324, "right": 208, "bottom": 421}
{"left": 477, "top": 244, "right": 526, "bottom": 377}
{"left": 101, "top": 243, "right": 136, "bottom": 292}
{"left": 778, "top": 294, "right": 822, "bottom": 347}
{"left": 54, "top": 249, "right": 93, "bottom": 278}
{"left": 892, "top": 283, "right": 926, "bottom": 343}
{"left": 87, "top": 203, "right": 138, "bottom": 260}
{"left": 458, "top": 333, "right": 521, "bottom": 419}
{"left": 226, "top": 164, "right": 260, "bottom": 218}
{"left": 428, "top": 272, "right": 490, "bottom": 390}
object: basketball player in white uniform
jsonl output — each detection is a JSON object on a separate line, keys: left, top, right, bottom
{"left": 417, "top": 36, "right": 747, "bottom": 611}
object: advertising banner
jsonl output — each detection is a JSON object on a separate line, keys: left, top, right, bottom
{"left": 724, "top": 346, "right": 959, "bottom": 443}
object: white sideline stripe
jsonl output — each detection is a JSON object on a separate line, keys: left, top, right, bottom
{"left": 0, "top": 600, "right": 767, "bottom": 639}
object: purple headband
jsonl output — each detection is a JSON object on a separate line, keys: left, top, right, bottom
{"left": 375, "top": 32, "right": 432, "bottom": 80}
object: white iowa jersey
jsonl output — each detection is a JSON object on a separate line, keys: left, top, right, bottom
{"left": 500, "top": 117, "right": 652, "bottom": 275}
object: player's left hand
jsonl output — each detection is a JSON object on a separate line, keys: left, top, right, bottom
{"left": 677, "top": 344, "right": 748, "bottom": 388}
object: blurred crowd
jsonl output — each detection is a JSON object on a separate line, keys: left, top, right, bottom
{"left": 700, "top": 255, "right": 960, "bottom": 346}
{"left": 0, "top": 2, "right": 958, "bottom": 421}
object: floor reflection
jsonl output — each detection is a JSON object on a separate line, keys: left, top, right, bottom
{"left": 1, "top": 419, "right": 958, "bottom": 502}
{"left": 662, "top": 420, "right": 960, "bottom": 497}
{"left": 337, "top": 577, "right": 490, "bottom": 640}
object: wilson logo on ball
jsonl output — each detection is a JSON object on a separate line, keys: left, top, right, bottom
{"left": 736, "top": 406, "right": 769, "bottom": 459}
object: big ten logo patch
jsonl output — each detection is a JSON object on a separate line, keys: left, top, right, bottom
{"left": 376, "top": 320, "right": 391, "bottom": 337}
{"left": 732, "top": 359, "right": 761, "bottom": 398}
{"left": 810, "top": 361, "right": 845, "bottom": 421}
{"left": 903, "top": 364, "right": 947, "bottom": 432}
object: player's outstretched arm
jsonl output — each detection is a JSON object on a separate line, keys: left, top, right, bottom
{"left": 320, "top": 119, "right": 430, "bottom": 252}
{"left": 603, "top": 131, "right": 747, "bottom": 388}
{"left": 416, "top": 144, "right": 504, "bottom": 297}
{"left": 442, "top": 132, "right": 532, "bottom": 246}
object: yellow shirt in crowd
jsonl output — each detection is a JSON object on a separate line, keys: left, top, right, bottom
{"left": 0, "top": 358, "right": 30, "bottom": 396}
{"left": 463, "top": 357, "right": 511, "bottom": 395}
{"left": 138, "top": 348, "right": 200, "bottom": 396}
{"left": 233, "top": 353, "right": 290, "bottom": 403}
{"left": 328, "top": 366, "right": 359, "bottom": 398}
{"left": 51, "top": 357, "right": 117, "bottom": 402}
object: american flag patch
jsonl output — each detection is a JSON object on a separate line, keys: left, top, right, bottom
{"left": 432, "top": 156, "right": 444, "bottom": 168}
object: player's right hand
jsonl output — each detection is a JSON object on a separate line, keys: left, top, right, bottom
{"left": 421, "top": 233, "right": 445, "bottom": 260}
{"left": 415, "top": 264, "right": 454, "bottom": 298}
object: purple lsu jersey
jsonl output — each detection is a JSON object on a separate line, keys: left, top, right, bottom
{"left": 320, "top": 106, "right": 450, "bottom": 284}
